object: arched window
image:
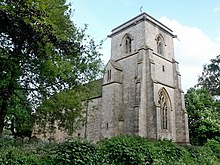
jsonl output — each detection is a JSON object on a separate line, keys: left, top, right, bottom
{"left": 125, "top": 35, "right": 132, "bottom": 53}
{"left": 157, "top": 36, "right": 164, "bottom": 55}
{"left": 158, "top": 88, "right": 170, "bottom": 130}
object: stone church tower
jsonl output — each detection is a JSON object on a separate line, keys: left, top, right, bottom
{"left": 81, "top": 12, "right": 189, "bottom": 144}
{"left": 38, "top": 13, "right": 189, "bottom": 144}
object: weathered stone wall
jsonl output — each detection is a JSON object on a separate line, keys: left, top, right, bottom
{"left": 84, "top": 97, "right": 102, "bottom": 142}
{"left": 101, "top": 82, "right": 123, "bottom": 138}
{"left": 111, "top": 22, "right": 145, "bottom": 61}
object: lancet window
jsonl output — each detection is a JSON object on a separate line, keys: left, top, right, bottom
{"left": 125, "top": 35, "right": 132, "bottom": 53}
{"left": 157, "top": 36, "right": 164, "bottom": 55}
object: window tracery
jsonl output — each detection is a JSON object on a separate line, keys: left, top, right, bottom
{"left": 158, "top": 89, "right": 169, "bottom": 130}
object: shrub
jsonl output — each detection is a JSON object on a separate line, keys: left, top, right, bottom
{"left": 204, "top": 139, "right": 220, "bottom": 159}
{"left": 0, "top": 137, "right": 55, "bottom": 164}
{"left": 98, "top": 135, "right": 153, "bottom": 165}
{"left": 53, "top": 139, "right": 100, "bottom": 164}
{"left": 0, "top": 135, "right": 219, "bottom": 164}
{"left": 150, "top": 140, "right": 189, "bottom": 164}
{"left": 187, "top": 145, "right": 219, "bottom": 165}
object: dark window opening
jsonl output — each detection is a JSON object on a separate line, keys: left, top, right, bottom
{"left": 162, "top": 105, "right": 168, "bottom": 129}
{"left": 106, "top": 123, "right": 109, "bottom": 130}
{"left": 107, "top": 70, "right": 111, "bottom": 81}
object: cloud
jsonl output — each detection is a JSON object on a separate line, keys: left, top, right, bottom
{"left": 212, "top": 6, "right": 220, "bottom": 13}
{"left": 159, "top": 17, "right": 220, "bottom": 92}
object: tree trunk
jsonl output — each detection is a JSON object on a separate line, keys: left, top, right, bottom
{"left": 0, "top": 98, "right": 7, "bottom": 136}
{"left": 0, "top": 68, "right": 15, "bottom": 136}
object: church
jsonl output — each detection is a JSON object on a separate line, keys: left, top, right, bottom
{"left": 45, "top": 13, "right": 190, "bottom": 144}
{"left": 77, "top": 12, "right": 190, "bottom": 144}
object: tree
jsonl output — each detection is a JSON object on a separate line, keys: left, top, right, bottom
{"left": 35, "top": 77, "right": 103, "bottom": 136}
{"left": 4, "top": 89, "right": 34, "bottom": 138}
{"left": 198, "top": 55, "right": 220, "bottom": 96}
{"left": 185, "top": 88, "right": 220, "bottom": 145}
{"left": 0, "top": 0, "right": 103, "bottom": 136}
{"left": 35, "top": 84, "right": 90, "bottom": 136}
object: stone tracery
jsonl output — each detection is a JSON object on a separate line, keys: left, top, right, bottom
{"left": 158, "top": 89, "right": 169, "bottom": 130}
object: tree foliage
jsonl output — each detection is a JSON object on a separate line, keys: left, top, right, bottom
{"left": 185, "top": 88, "right": 220, "bottom": 145}
{"left": 35, "top": 86, "right": 85, "bottom": 136}
{"left": 0, "top": 0, "right": 103, "bottom": 135}
{"left": 35, "top": 79, "right": 103, "bottom": 136}
{"left": 5, "top": 90, "right": 34, "bottom": 138}
{"left": 198, "top": 55, "right": 220, "bottom": 96}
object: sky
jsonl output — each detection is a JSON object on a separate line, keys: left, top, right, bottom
{"left": 68, "top": 0, "right": 220, "bottom": 92}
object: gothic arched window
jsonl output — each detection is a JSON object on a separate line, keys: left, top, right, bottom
{"left": 157, "top": 36, "right": 164, "bottom": 55}
{"left": 125, "top": 35, "right": 132, "bottom": 54}
{"left": 158, "top": 88, "right": 170, "bottom": 130}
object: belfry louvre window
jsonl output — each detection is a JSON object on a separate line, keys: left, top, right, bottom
{"left": 125, "top": 36, "right": 132, "bottom": 53}
{"left": 157, "top": 36, "right": 164, "bottom": 55}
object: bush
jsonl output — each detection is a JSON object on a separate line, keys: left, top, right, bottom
{"left": 0, "top": 135, "right": 219, "bottom": 164}
{"left": 149, "top": 139, "right": 190, "bottom": 164}
{"left": 0, "top": 137, "right": 55, "bottom": 164}
{"left": 204, "top": 139, "right": 220, "bottom": 159}
{"left": 53, "top": 139, "right": 100, "bottom": 165}
{"left": 98, "top": 135, "right": 153, "bottom": 165}
{"left": 187, "top": 145, "right": 219, "bottom": 165}
{"left": 0, "top": 150, "right": 38, "bottom": 165}
{"left": 98, "top": 136, "right": 220, "bottom": 165}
